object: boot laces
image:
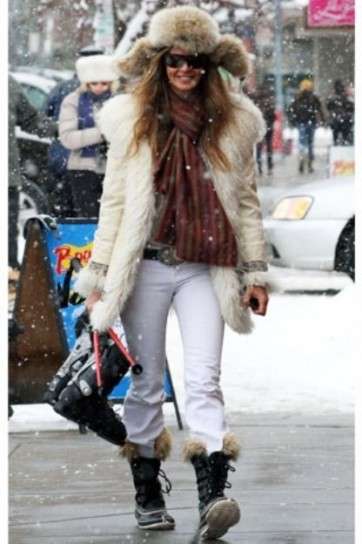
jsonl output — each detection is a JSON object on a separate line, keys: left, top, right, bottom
{"left": 224, "top": 463, "right": 235, "bottom": 489}
{"left": 214, "top": 461, "right": 235, "bottom": 495}
{"left": 158, "top": 468, "right": 172, "bottom": 495}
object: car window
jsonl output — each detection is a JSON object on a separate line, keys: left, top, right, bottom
{"left": 21, "top": 84, "right": 47, "bottom": 111}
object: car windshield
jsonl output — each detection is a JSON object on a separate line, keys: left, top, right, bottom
{"left": 21, "top": 84, "right": 48, "bottom": 111}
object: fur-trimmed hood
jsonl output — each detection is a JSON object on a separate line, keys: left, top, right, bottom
{"left": 116, "top": 6, "right": 250, "bottom": 80}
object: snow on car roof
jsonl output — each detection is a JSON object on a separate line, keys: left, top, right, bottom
{"left": 11, "top": 71, "right": 56, "bottom": 93}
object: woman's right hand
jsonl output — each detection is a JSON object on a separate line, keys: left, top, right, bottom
{"left": 85, "top": 290, "right": 102, "bottom": 313}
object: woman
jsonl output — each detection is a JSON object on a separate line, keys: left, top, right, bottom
{"left": 75, "top": 6, "right": 269, "bottom": 540}
{"left": 59, "top": 54, "right": 120, "bottom": 217}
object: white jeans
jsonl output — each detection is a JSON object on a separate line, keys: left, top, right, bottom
{"left": 121, "top": 259, "right": 229, "bottom": 455}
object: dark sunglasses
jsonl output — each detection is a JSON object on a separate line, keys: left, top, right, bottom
{"left": 89, "top": 81, "right": 110, "bottom": 86}
{"left": 164, "top": 53, "right": 209, "bottom": 70}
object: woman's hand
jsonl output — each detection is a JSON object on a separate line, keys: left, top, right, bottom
{"left": 242, "top": 285, "right": 269, "bottom": 316}
{"left": 85, "top": 290, "right": 102, "bottom": 313}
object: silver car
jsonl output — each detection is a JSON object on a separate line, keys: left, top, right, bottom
{"left": 263, "top": 176, "right": 355, "bottom": 279}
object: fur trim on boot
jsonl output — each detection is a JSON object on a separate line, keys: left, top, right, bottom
{"left": 120, "top": 440, "right": 139, "bottom": 462}
{"left": 154, "top": 428, "right": 172, "bottom": 460}
{"left": 121, "top": 429, "right": 172, "bottom": 462}
{"left": 183, "top": 433, "right": 240, "bottom": 462}
{"left": 222, "top": 433, "right": 240, "bottom": 461}
{"left": 183, "top": 439, "right": 207, "bottom": 462}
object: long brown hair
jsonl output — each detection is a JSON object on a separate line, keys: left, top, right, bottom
{"left": 128, "top": 50, "right": 238, "bottom": 171}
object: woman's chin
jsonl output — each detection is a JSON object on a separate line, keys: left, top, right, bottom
{"left": 171, "top": 82, "right": 198, "bottom": 93}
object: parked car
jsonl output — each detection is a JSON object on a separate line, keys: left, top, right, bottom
{"left": 11, "top": 71, "right": 56, "bottom": 111}
{"left": 14, "top": 65, "right": 74, "bottom": 83}
{"left": 11, "top": 71, "right": 55, "bottom": 223}
{"left": 263, "top": 176, "right": 354, "bottom": 280}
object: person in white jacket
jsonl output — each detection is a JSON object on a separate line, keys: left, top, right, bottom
{"left": 75, "top": 6, "right": 269, "bottom": 539}
{"left": 59, "top": 55, "right": 120, "bottom": 217}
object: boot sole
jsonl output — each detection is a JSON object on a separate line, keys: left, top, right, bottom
{"left": 200, "top": 498, "right": 240, "bottom": 540}
{"left": 137, "top": 520, "right": 175, "bottom": 531}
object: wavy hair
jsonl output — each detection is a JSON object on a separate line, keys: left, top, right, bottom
{"left": 127, "top": 49, "right": 239, "bottom": 171}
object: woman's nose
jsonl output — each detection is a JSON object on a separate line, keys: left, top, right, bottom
{"left": 178, "top": 62, "right": 191, "bottom": 72}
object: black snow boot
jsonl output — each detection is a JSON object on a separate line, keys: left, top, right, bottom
{"left": 122, "top": 429, "right": 175, "bottom": 531}
{"left": 129, "top": 457, "right": 175, "bottom": 530}
{"left": 184, "top": 433, "right": 241, "bottom": 540}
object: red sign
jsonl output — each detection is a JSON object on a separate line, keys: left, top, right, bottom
{"left": 308, "top": 0, "right": 355, "bottom": 27}
{"left": 54, "top": 243, "right": 92, "bottom": 274}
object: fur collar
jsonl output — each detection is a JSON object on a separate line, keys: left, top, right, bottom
{"left": 99, "top": 92, "right": 265, "bottom": 148}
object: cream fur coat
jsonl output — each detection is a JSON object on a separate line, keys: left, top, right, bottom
{"left": 75, "top": 92, "right": 268, "bottom": 334}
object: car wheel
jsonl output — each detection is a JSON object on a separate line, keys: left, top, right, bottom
{"left": 335, "top": 217, "right": 355, "bottom": 281}
{"left": 19, "top": 179, "right": 49, "bottom": 235}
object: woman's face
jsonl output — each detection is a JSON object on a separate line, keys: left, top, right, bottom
{"left": 88, "top": 81, "right": 111, "bottom": 96}
{"left": 165, "top": 47, "right": 205, "bottom": 94}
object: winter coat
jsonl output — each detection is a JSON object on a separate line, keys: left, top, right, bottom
{"left": 326, "top": 92, "right": 354, "bottom": 128}
{"left": 45, "top": 75, "right": 80, "bottom": 176}
{"left": 250, "top": 88, "right": 276, "bottom": 130}
{"left": 8, "top": 75, "right": 53, "bottom": 187}
{"left": 59, "top": 89, "right": 107, "bottom": 174}
{"left": 75, "top": 93, "right": 268, "bottom": 334}
{"left": 288, "top": 91, "right": 324, "bottom": 127}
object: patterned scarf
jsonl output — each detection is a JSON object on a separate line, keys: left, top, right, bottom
{"left": 153, "top": 89, "right": 237, "bottom": 266}
{"left": 78, "top": 90, "right": 111, "bottom": 158}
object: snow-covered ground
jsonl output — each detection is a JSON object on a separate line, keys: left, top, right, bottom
{"left": 167, "top": 285, "right": 357, "bottom": 415}
{"left": 9, "top": 284, "right": 357, "bottom": 433}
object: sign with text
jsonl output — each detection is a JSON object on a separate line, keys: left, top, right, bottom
{"left": 44, "top": 220, "right": 176, "bottom": 403}
{"left": 308, "top": 0, "right": 355, "bottom": 27}
{"left": 12, "top": 218, "right": 184, "bottom": 429}
{"left": 329, "top": 146, "right": 354, "bottom": 177}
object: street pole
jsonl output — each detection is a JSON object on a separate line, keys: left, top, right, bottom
{"left": 93, "top": 0, "right": 115, "bottom": 53}
{"left": 273, "top": 0, "right": 284, "bottom": 151}
{"left": 274, "top": 0, "right": 284, "bottom": 114}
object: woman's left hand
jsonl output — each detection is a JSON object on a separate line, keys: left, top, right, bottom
{"left": 242, "top": 285, "right": 269, "bottom": 316}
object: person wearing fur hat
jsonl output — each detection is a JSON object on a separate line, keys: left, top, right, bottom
{"left": 59, "top": 55, "right": 120, "bottom": 217}
{"left": 75, "top": 6, "right": 269, "bottom": 539}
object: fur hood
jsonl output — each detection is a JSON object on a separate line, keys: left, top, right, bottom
{"left": 116, "top": 6, "right": 250, "bottom": 80}
{"left": 75, "top": 92, "right": 268, "bottom": 334}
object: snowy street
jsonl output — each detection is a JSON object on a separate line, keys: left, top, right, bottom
{"left": 9, "top": 286, "right": 356, "bottom": 543}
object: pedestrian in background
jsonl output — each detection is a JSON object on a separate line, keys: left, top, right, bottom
{"left": 45, "top": 46, "right": 105, "bottom": 217}
{"left": 75, "top": 5, "right": 268, "bottom": 540}
{"left": 250, "top": 82, "right": 276, "bottom": 176}
{"left": 59, "top": 55, "right": 119, "bottom": 218}
{"left": 326, "top": 79, "right": 354, "bottom": 146}
{"left": 288, "top": 79, "right": 324, "bottom": 174}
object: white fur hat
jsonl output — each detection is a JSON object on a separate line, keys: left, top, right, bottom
{"left": 117, "top": 6, "right": 250, "bottom": 80}
{"left": 75, "top": 54, "right": 120, "bottom": 83}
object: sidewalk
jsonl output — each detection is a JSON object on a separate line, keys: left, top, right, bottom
{"left": 9, "top": 412, "right": 353, "bottom": 544}
{"left": 255, "top": 135, "right": 331, "bottom": 218}
{"left": 260, "top": 150, "right": 329, "bottom": 187}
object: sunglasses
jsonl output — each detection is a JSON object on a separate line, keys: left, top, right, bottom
{"left": 89, "top": 81, "right": 110, "bottom": 86}
{"left": 164, "top": 53, "right": 209, "bottom": 70}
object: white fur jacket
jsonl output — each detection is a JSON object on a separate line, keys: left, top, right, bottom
{"left": 75, "top": 92, "right": 269, "bottom": 334}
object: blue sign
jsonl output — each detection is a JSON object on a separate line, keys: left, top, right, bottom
{"left": 44, "top": 220, "right": 172, "bottom": 400}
